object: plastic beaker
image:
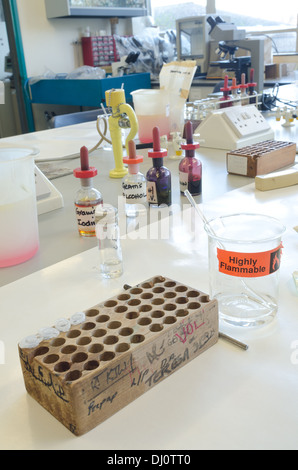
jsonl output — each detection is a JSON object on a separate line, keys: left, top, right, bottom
{"left": 131, "top": 89, "right": 170, "bottom": 143}
{"left": 0, "top": 146, "right": 39, "bottom": 267}
{"left": 205, "top": 213, "right": 286, "bottom": 327}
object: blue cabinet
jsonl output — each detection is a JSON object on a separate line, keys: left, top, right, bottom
{"left": 28, "top": 73, "right": 151, "bottom": 107}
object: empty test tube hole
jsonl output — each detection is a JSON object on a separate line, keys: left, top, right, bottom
{"left": 142, "top": 282, "right": 153, "bottom": 289}
{"left": 103, "top": 335, "right": 119, "bottom": 345}
{"left": 51, "top": 338, "right": 66, "bottom": 347}
{"left": 150, "top": 323, "right": 163, "bottom": 332}
{"left": 141, "top": 292, "right": 154, "bottom": 299}
{"left": 131, "top": 334, "right": 145, "bottom": 344}
{"left": 128, "top": 299, "right": 141, "bottom": 306}
{"left": 175, "top": 297, "right": 188, "bottom": 304}
{"left": 117, "top": 294, "right": 130, "bottom": 301}
{"left": 130, "top": 288, "right": 143, "bottom": 295}
{"left": 104, "top": 300, "right": 117, "bottom": 308}
{"left": 138, "top": 317, "right": 152, "bottom": 326}
{"left": 54, "top": 361, "right": 71, "bottom": 373}
{"left": 33, "top": 347, "right": 49, "bottom": 357}
{"left": 84, "top": 360, "right": 99, "bottom": 371}
{"left": 76, "top": 336, "right": 92, "bottom": 346}
{"left": 151, "top": 310, "right": 164, "bottom": 318}
{"left": 164, "top": 316, "right": 177, "bottom": 325}
{"left": 43, "top": 354, "right": 60, "bottom": 364}
{"left": 82, "top": 322, "right": 96, "bottom": 330}
{"left": 175, "top": 285, "right": 188, "bottom": 292}
{"left": 164, "top": 281, "right": 176, "bottom": 287}
{"left": 119, "top": 327, "right": 134, "bottom": 336}
{"left": 96, "top": 314, "right": 110, "bottom": 323}
{"left": 164, "top": 292, "right": 176, "bottom": 299}
{"left": 115, "top": 305, "right": 128, "bottom": 313}
{"left": 164, "top": 303, "right": 176, "bottom": 311}
{"left": 115, "top": 343, "right": 130, "bottom": 353}
{"left": 72, "top": 352, "right": 88, "bottom": 363}
{"left": 152, "top": 287, "right": 165, "bottom": 294}
{"left": 100, "top": 351, "right": 115, "bottom": 362}
{"left": 88, "top": 343, "right": 104, "bottom": 354}
{"left": 125, "top": 311, "right": 139, "bottom": 320}
{"left": 107, "top": 321, "right": 122, "bottom": 329}
{"left": 188, "top": 302, "right": 201, "bottom": 309}
{"left": 61, "top": 345, "right": 77, "bottom": 354}
{"left": 199, "top": 295, "right": 210, "bottom": 303}
{"left": 93, "top": 328, "right": 107, "bottom": 338}
{"left": 65, "top": 370, "right": 81, "bottom": 382}
{"left": 85, "top": 309, "right": 99, "bottom": 317}
{"left": 176, "top": 309, "right": 189, "bottom": 317}
{"left": 66, "top": 329, "right": 81, "bottom": 339}
{"left": 187, "top": 290, "right": 200, "bottom": 298}
{"left": 151, "top": 298, "right": 164, "bottom": 305}
{"left": 139, "top": 304, "right": 152, "bottom": 312}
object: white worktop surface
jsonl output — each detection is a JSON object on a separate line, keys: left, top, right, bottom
{"left": 0, "top": 116, "right": 298, "bottom": 450}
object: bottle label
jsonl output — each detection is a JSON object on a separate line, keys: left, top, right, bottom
{"left": 179, "top": 171, "right": 188, "bottom": 193}
{"left": 122, "top": 181, "right": 147, "bottom": 205}
{"left": 146, "top": 181, "right": 158, "bottom": 204}
{"left": 75, "top": 203, "right": 98, "bottom": 233}
{"left": 217, "top": 243, "right": 283, "bottom": 278}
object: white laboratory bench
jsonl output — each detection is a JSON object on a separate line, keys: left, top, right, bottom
{"left": 0, "top": 111, "right": 298, "bottom": 451}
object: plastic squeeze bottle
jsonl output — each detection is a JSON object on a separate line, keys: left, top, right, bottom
{"left": 73, "top": 146, "right": 103, "bottom": 237}
{"left": 179, "top": 121, "right": 202, "bottom": 196}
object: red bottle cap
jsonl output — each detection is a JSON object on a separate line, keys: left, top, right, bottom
{"left": 73, "top": 146, "right": 97, "bottom": 178}
{"left": 123, "top": 140, "right": 143, "bottom": 165}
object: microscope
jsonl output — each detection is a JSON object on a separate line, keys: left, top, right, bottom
{"left": 207, "top": 16, "right": 265, "bottom": 92}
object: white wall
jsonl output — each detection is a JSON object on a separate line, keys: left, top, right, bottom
{"left": 16, "top": 0, "right": 131, "bottom": 77}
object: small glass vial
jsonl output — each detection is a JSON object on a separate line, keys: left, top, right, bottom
{"left": 146, "top": 126, "right": 171, "bottom": 207}
{"left": 122, "top": 140, "right": 147, "bottom": 217}
{"left": 73, "top": 146, "right": 103, "bottom": 237}
{"left": 179, "top": 121, "right": 202, "bottom": 196}
{"left": 95, "top": 204, "right": 123, "bottom": 279}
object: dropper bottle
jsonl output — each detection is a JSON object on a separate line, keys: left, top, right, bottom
{"left": 219, "top": 75, "right": 232, "bottom": 108}
{"left": 73, "top": 146, "right": 103, "bottom": 237}
{"left": 247, "top": 68, "right": 258, "bottom": 104}
{"left": 231, "top": 77, "right": 240, "bottom": 106}
{"left": 146, "top": 126, "right": 171, "bottom": 207}
{"left": 179, "top": 121, "right": 202, "bottom": 196}
{"left": 122, "top": 140, "right": 147, "bottom": 217}
{"left": 239, "top": 73, "right": 249, "bottom": 105}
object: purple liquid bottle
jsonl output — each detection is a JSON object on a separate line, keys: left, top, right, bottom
{"left": 146, "top": 127, "right": 171, "bottom": 207}
{"left": 179, "top": 121, "right": 202, "bottom": 196}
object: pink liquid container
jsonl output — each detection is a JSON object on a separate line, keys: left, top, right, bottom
{"left": 0, "top": 146, "right": 39, "bottom": 267}
{"left": 131, "top": 89, "right": 170, "bottom": 143}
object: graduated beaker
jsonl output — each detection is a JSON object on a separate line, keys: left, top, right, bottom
{"left": 0, "top": 146, "right": 39, "bottom": 267}
{"left": 205, "top": 213, "right": 286, "bottom": 327}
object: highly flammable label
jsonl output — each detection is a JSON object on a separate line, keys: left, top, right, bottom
{"left": 217, "top": 243, "right": 283, "bottom": 278}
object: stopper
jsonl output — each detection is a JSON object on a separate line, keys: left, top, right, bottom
{"left": 148, "top": 127, "right": 167, "bottom": 159}
{"left": 73, "top": 146, "right": 97, "bottom": 179}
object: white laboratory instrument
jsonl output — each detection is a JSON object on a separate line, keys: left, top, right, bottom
{"left": 196, "top": 104, "right": 274, "bottom": 150}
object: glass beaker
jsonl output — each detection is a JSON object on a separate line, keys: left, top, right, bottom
{"left": 131, "top": 89, "right": 170, "bottom": 143}
{"left": 0, "top": 146, "right": 39, "bottom": 267}
{"left": 205, "top": 213, "right": 286, "bottom": 327}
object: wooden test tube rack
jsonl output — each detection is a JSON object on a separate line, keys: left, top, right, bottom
{"left": 19, "top": 276, "right": 218, "bottom": 436}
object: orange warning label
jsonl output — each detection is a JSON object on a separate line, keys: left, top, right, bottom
{"left": 217, "top": 243, "right": 283, "bottom": 278}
